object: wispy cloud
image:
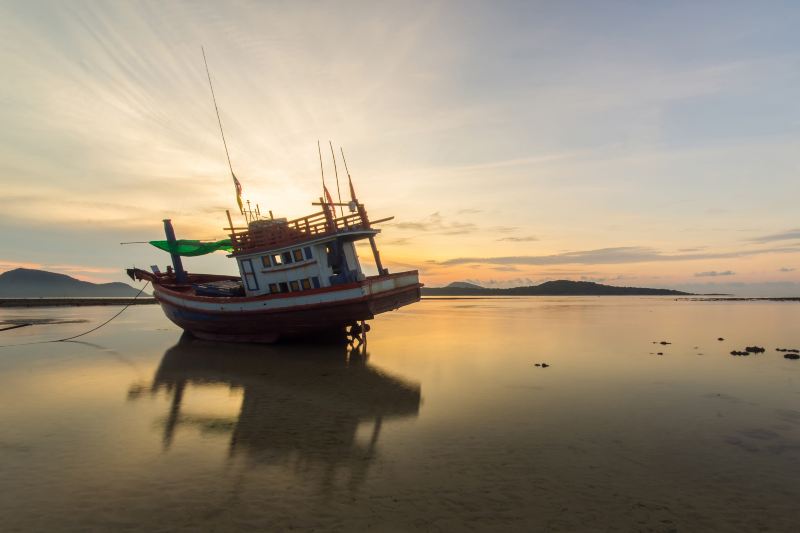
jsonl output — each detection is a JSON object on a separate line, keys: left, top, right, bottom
{"left": 694, "top": 270, "right": 735, "bottom": 277}
{"left": 498, "top": 236, "right": 539, "bottom": 242}
{"left": 464, "top": 277, "right": 536, "bottom": 288}
{"left": 392, "top": 212, "right": 477, "bottom": 235}
{"left": 435, "top": 245, "right": 800, "bottom": 267}
{"left": 749, "top": 229, "right": 800, "bottom": 243}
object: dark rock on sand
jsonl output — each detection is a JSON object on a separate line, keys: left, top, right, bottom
{"left": 730, "top": 351, "right": 749, "bottom": 356}
{"left": 718, "top": 337, "right": 724, "bottom": 341}
{"left": 745, "top": 346, "right": 766, "bottom": 354}
{"left": 785, "top": 353, "right": 800, "bottom": 360}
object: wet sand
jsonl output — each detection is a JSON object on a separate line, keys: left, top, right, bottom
{"left": 0, "top": 297, "right": 798, "bottom": 531}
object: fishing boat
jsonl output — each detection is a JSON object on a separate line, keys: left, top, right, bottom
{"left": 126, "top": 51, "right": 421, "bottom": 343}
{"left": 127, "top": 190, "right": 422, "bottom": 343}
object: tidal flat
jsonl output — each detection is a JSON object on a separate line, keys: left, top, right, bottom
{"left": 1, "top": 297, "right": 799, "bottom": 531}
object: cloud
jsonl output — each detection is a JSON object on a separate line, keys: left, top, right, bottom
{"left": 694, "top": 270, "right": 735, "bottom": 277}
{"left": 492, "top": 226, "right": 519, "bottom": 234}
{"left": 392, "top": 212, "right": 477, "bottom": 235}
{"left": 464, "top": 277, "right": 535, "bottom": 288}
{"left": 580, "top": 276, "right": 607, "bottom": 282}
{"left": 435, "top": 245, "right": 800, "bottom": 267}
{"left": 779, "top": 267, "right": 796, "bottom": 272}
{"left": 498, "top": 235, "right": 539, "bottom": 242}
{"left": 749, "top": 229, "right": 800, "bottom": 243}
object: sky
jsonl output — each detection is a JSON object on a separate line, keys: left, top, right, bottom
{"left": 1, "top": 0, "right": 799, "bottom": 296}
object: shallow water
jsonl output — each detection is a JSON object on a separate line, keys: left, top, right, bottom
{"left": 1, "top": 297, "right": 799, "bottom": 531}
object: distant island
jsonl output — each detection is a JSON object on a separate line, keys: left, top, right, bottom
{"left": 0, "top": 268, "right": 145, "bottom": 298}
{"left": 422, "top": 280, "right": 692, "bottom": 296}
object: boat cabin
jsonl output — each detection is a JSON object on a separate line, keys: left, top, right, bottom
{"left": 226, "top": 199, "right": 390, "bottom": 298}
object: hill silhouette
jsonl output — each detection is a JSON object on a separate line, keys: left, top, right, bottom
{"left": 423, "top": 280, "right": 690, "bottom": 296}
{"left": 0, "top": 268, "right": 142, "bottom": 297}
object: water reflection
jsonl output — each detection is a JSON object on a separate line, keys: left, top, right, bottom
{"left": 129, "top": 334, "right": 421, "bottom": 493}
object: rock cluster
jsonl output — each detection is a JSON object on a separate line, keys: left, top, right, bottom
{"left": 730, "top": 346, "right": 766, "bottom": 356}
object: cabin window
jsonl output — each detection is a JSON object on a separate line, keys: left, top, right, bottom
{"left": 261, "top": 256, "right": 271, "bottom": 268}
{"left": 303, "top": 247, "right": 313, "bottom": 260}
{"left": 301, "top": 278, "right": 311, "bottom": 290}
{"left": 279, "top": 282, "right": 289, "bottom": 293}
{"left": 271, "top": 254, "right": 283, "bottom": 266}
{"left": 293, "top": 249, "right": 304, "bottom": 262}
{"left": 282, "top": 251, "right": 293, "bottom": 264}
{"left": 268, "top": 283, "right": 279, "bottom": 294}
{"left": 311, "top": 276, "right": 321, "bottom": 289}
{"left": 290, "top": 280, "right": 300, "bottom": 292}
{"left": 240, "top": 259, "right": 259, "bottom": 291}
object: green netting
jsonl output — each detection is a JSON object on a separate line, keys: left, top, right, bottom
{"left": 148, "top": 239, "right": 233, "bottom": 257}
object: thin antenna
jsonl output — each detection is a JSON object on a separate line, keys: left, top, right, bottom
{"left": 340, "top": 147, "right": 358, "bottom": 202}
{"left": 329, "top": 141, "right": 343, "bottom": 217}
{"left": 317, "top": 140, "right": 326, "bottom": 194}
{"left": 202, "top": 47, "right": 242, "bottom": 214}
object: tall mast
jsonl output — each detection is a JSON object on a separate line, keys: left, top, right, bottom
{"left": 202, "top": 47, "right": 243, "bottom": 215}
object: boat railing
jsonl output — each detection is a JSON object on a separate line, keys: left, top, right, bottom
{"left": 227, "top": 206, "right": 370, "bottom": 254}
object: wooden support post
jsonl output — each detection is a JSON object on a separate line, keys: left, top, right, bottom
{"left": 321, "top": 196, "right": 335, "bottom": 232}
{"left": 369, "top": 236, "right": 386, "bottom": 275}
{"left": 163, "top": 219, "right": 187, "bottom": 284}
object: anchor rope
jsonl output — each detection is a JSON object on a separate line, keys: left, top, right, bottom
{"left": 0, "top": 281, "right": 151, "bottom": 349}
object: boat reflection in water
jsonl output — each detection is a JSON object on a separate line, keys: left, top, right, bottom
{"left": 128, "top": 334, "right": 420, "bottom": 493}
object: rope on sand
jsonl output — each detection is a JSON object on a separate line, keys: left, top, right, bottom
{"left": 0, "top": 281, "right": 151, "bottom": 349}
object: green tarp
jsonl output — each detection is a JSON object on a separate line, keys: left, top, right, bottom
{"left": 149, "top": 239, "right": 233, "bottom": 257}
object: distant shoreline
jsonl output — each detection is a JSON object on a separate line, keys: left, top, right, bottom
{"left": 677, "top": 297, "right": 800, "bottom": 302}
{"left": 0, "top": 298, "right": 158, "bottom": 307}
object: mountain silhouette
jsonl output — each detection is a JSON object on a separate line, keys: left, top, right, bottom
{"left": 423, "top": 279, "right": 690, "bottom": 296}
{"left": 0, "top": 268, "right": 142, "bottom": 297}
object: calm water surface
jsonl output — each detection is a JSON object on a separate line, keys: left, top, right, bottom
{"left": 1, "top": 297, "right": 799, "bottom": 531}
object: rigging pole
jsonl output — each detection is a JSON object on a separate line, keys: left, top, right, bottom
{"left": 202, "top": 47, "right": 243, "bottom": 215}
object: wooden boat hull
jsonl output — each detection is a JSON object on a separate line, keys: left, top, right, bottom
{"left": 147, "top": 271, "right": 421, "bottom": 343}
